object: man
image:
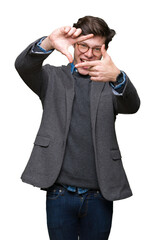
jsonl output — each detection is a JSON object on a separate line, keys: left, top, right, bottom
{"left": 15, "top": 16, "right": 140, "bottom": 240}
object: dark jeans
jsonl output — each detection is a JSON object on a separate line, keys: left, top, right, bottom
{"left": 46, "top": 184, "right": 113, "bottom": 240}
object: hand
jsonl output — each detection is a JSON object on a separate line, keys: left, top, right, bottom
{"left": 75, "top": 44, "right": 120, "bottom": 82}
{"left": 40, "top": 26, "right": 94, "bottom": 63}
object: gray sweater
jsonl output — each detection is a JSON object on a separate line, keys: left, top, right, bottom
{"left": 56, "top": 71, "right": 99, "bottom": 189}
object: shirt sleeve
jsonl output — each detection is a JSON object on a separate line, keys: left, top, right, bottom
{"left": 110, "top": 71, "right": 126, "bottom": 95}
{"left": 31, "top": 37, "right": 54, "bottom": 54}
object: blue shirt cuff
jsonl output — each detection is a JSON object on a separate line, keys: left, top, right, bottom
{"left": 31, "top": 37, "right": 54, "bottom": 54}
{"left": 110, "top": 71, "right": 126, "bottom": 90}
{"left": 36, "top": 37, "right": 53, "bottom": 53}
{"left": 110, "top": 71, "right": 126, "bottom": 95}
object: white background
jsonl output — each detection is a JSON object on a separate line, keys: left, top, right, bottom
{"left": 1, "top": 0, "right": 155, "bottom": 239}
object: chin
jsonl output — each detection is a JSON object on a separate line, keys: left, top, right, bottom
{"left": 78, "top": 68, "right": 89, "bottom": 76}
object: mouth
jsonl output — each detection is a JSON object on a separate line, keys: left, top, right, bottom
{"left": 80, "top": 59, "right": 88, "bottom": 63}
{"left": 80, "top": 59, "right": 89, "bottom": 69}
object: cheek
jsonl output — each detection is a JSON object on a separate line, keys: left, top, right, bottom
{"left": 74, "top": 53, "right": 82, "bottom": 64}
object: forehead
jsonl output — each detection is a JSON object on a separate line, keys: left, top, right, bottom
{"left": 80, "top": 36, "right": 105, "bottom": 47}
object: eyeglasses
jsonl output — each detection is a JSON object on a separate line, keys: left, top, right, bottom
{"left": 77, "top": 43, "right": 102, "bottom": 56}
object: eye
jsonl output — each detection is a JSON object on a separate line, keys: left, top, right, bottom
{"left": 78, "top": 43, "right": 88, "bottom": 53}
{"left": 94, "top": 47, "right": 101, "bottom": 52}
{"left": 80, "top": 44, "right": 88, "bottom": 48}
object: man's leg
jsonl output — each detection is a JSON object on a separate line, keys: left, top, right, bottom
{"left": 46, "top": 184, "right": 79, "bottom": 240}
{"left": 78, "top": 190, "right": 113, "bottom": 240}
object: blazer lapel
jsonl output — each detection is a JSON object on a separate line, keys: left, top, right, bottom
{"left": 62, "top": 65, "right": 75, "bottom": 130}
{"left": 90, "top": 81, "right": 106, "bottom": 131}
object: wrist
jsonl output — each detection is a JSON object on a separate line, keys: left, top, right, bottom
{"left": 40, "top": 36, "right": 54, "bottom": 51}
{"left": 112, "top": 69, "right": 121, "bottom": 82}
{"left": 110, "top": 71, "right": 126, "bottom": 90}
{"left": 113, "top": 71, "right": 123, "bottom": 86}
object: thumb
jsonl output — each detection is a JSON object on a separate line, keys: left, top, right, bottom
{"left": 101, "top": 44, "right": 108, "bottom": 59}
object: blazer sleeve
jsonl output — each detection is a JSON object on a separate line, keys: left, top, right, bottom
{"left": 15, "top": 38, "right": 52, "bottom": 100}
{"left": 113, "top": 74, "right": 141, "bottom": 114}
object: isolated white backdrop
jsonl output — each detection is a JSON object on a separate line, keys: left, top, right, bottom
{"left": 1, "top": 0, "right": 155, "bottom": 239}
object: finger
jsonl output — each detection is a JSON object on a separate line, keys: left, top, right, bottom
{"left": 65, "top": 27, "right": 77, "bottom": 37}
{"left": 62, "top": 49, "right": 73, "bottom": 63}
{"left": 75, "top": 33, "right": 94, "bottom": 43}
{"left": 71, "top": 28, "right": 82, "bottom": 38}
{"left": 63, "top": 26, "right": 71, "bottom": 34}
{"left": 88, "top": 66, "right": 97, "bottom": 72}
{"left": 101, "top": 44, "right": 108, "bottom": 59}
{"left": 75, "top": 60, "right": 97, "bottom": 68}
{"left": 88, "top": 71, "right": 98, "bottom": 77}
{"left": 90, "top": 76, "right": 104, "bottom": 82}
{"left": 90, "top": 76, "right": 99, "bottom": 81}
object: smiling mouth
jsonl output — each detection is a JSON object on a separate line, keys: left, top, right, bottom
{"left": 81, "top": 59, "right": 88, "bottom": 62}
{"left": 80, "top": 59, "right": 89, "bottom": 69}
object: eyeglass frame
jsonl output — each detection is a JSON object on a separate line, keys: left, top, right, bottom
{"left": 76, "top": 42, "right": 102, "bottom": 56}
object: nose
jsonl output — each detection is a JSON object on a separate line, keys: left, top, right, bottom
{"left": 84, "top": 48, "right": 93, "bottom": 58}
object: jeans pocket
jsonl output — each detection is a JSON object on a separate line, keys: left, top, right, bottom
{"left": 47, "top": 186, "right": 65, "bottom": 200}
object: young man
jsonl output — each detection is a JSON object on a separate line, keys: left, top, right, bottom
{"left": 15, "top": 16, "right": 140, "bottom": 240}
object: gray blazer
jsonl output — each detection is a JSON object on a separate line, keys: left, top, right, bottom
{"left": 15, "top": 39, "right": 140, "bottom": 201}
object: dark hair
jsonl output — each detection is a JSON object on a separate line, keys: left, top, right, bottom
{"left": 73, "top": 16, "right": 116, "bottom": 50}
